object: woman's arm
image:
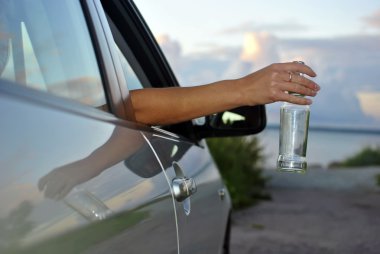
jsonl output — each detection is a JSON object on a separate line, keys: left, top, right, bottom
{"left": 129, "top": 62, "right": 320, "bottom": 126}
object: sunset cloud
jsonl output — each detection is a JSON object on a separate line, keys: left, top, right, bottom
{"left": 155, "top": 34, "right": 183, "bottom": 69}
{"left": 357, "top": 92, "right": 380, "bottom": 120}
{"left": 223, "top": 32, "right": 279, "bottom": 79}
{"left": 363, "top": 9, "right": 380, "bottom": 29}
{"left": 240, "top": 32, "right": 279, "bottom": 64}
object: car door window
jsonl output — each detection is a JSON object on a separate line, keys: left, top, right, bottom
{"left": 0, "top": 0, "right": 107, "bottom": 110}
{"left": 106, "top": 15, "right": 150, "bottom": 91}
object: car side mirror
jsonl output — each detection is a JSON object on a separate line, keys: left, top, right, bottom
{"left": 193, "top": 105, "right": 266, "bottom": 139}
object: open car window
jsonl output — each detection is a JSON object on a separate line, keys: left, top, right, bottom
{"left": 106, "top": 14, "right": 151, "bottom": 91}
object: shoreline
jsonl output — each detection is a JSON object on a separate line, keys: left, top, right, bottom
{"left": 262, "top": 166, "right": 380, "bottom": 191}
{"left": 265, "top": 124, "right": 380, "bottom": 135}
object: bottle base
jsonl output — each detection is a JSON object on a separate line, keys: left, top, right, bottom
{"left": 277, "top": 160, "right": 307, "bottom": 173}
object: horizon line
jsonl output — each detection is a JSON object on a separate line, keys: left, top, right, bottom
{"left": 266, "top": 124, "right": 380, "bottom": 135}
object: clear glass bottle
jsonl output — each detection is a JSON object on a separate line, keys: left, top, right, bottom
{"left": 277, "top": 62, "right": 310, "bottom": 173}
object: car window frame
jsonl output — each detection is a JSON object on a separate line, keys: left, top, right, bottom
{"left": 106, "top": 14, "right": 151, "bottom": 90}
{"left": 81, "top": 0, "right": 132, "bottom": 120}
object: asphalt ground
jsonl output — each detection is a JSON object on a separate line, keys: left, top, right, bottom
{"left": 230, "top": 168, "right": 380, "bottom": 254}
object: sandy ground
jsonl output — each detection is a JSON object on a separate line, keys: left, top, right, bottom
{"left": 230, "top": 168, "right": 380, "bottom": 254}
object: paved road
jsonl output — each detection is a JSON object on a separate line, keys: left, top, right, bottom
{"left": 230, "top": 168, "right": 380, "bottom": 254}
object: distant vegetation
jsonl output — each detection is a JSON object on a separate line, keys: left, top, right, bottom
{"left": 376, "top": 174, "right": 380, "bottom": 187}
{"left": 329, "top": 146, "right": 380, "bottom": 168}
{"left": 207, "top": 137, "right": 270, "bottom": 209}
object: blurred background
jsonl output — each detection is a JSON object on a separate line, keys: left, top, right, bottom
{"left": 134, "top": 0, "right": 380, "bottom": 169}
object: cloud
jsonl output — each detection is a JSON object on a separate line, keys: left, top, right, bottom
{"left": 155, "top": 34, "right": 183, "bottom": 70}
{"left": 219, "top": 21, "right": 308, "bottom": 35}
{"left": 156, "top": 34, "right": 239, "bottom": 85}
{"left": 156, "top": 35, "right": 181, "bottom": 56}
{"left": 156, "top": 32, "right": 279, "bottom": 82}
{"left": 363, "top": 9, "right": 380, "bottom": 30}
{"left": 357, "top": 92, "right": 380, "bottom": 120}
{"left": 240, "top": 32, "right": 279, "bottom": 65}
{"left": 223, "top": 32, "right": 279, "bottom": 79}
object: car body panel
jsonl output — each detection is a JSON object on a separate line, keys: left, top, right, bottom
{"left": 148, "top": 136, "right": 231, "bottom": 254}
{"left": 0, "top": 82, "right": 178, "bottom": 253}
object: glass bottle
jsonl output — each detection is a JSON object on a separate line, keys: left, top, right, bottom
{"left": 277, "top": 61, "right": 310, "bottom": 173}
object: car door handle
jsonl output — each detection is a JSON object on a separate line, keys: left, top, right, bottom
{"left": 172, "top": 177, "right": 197, "bottom": 202}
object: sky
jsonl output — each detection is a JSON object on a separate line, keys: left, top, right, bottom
{"left": 134, "top": 0, "right": 380, "bottom": 130}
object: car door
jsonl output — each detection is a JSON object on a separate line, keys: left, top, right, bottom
{"left": 145, "top": 133, "right": 232, "bottom": 254}
{"left": 98, "top": 1, "right": 232, "bottom": 253}
{"left": 0, "top": 0, "right": 178, "bottom": 253}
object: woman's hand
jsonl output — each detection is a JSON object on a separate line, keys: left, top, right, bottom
{"left": 38, "top": 160, "right": 99, "bottom": 200}
{"left": 237, "top": 62, "right": 320, "bottom": 106}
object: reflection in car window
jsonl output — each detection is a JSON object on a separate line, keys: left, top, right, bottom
{"left": 0, "top": 0, "right": 107, "bottom": 109}
{"left": 115, "top": 44, "right": 144, "bottom": 91}
{"left": 105, "top": 14, "right": 150, "bottom": 91}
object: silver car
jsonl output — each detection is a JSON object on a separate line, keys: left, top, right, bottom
{"left": 0, "top": 0, "right": 265, "bottom": 253}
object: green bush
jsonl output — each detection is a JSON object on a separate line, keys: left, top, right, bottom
{"left": 329, "top": 146, "right": 380, "bottom": 168}
{"left": 376, "top": 174, "right": 380, "bottom": 187}
{"left": 207, "top": 136, "right": 270, "bottom": 209}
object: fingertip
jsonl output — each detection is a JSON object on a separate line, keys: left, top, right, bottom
{"left": 38, "top": 180, "right": 45, "bottom": 191}
{"left": 301, "top": 63, "right": 317, "bottom": 77}
{"left": 307, "top": 68, "right": 317, "bottom": 77}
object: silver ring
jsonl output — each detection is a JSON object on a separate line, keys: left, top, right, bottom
{"left": 288, "top": 72, "right": 292, "bottom": 82}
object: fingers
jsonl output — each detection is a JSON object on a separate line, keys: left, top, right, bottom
{"left": 44, "top": 179, "right": 75, "bottom": 200}
{"left": 57, "top": 184, "right": 75, "bottom": 200}
{"left": 244, "top": 62, "right": 319, "bottom": 106}
{"left": 278, "top": 62, "right": 317, "bottom": 77}
{"left": 38, "top": 175, "right": 48, "bottom": 191}
{"left": 272, "top": 63, "right": 320, "bottom": 101}
{"left": 279, "top": 72, "right": 320, "bottom": 91}
{"left": 280, "top": 82, "right": 317, "bottom": 97}
{"left": 44, "top": 180, "right": 65, "bottom": 199}
{"left": 38, "top": 170, "right": 70, "bottom": 200}
{"left": 277, "top": 92, "right": 313, "bottom": 105}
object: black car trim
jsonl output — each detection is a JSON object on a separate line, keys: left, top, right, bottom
{"left": 81, "top": 0, "right": 129, "bottom": 119}
{"left": 106, "top": 15, "right": 151, "bottom": 89}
